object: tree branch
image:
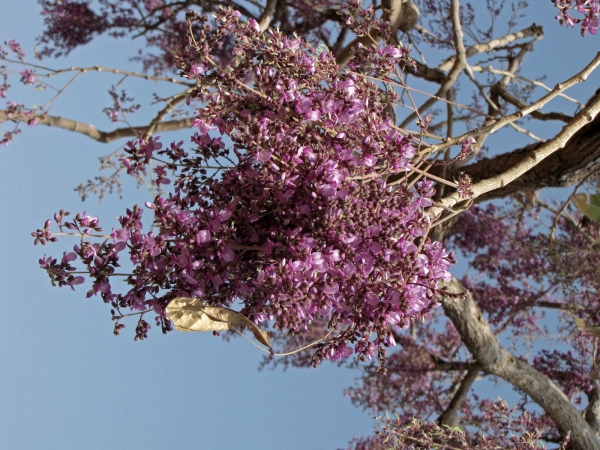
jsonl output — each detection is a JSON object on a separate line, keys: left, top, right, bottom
{"left": 469, "top": 64, "right": 584, "bottom": 108}
{"left": 0, "top": 111, "right": 193, "bottom": 143}
{"left": 437, "top": 363, "right": 480, "bottom": 427}
{"left": 0, "top": 59, "right": 193, "bottom": 86}
{"left": 432, "top": 53, "right": 600, "bottom": 212}
{"left": 399, "top": 58, "right": 464, "bottom": 128}
{"left": 586, "top": 368, "right": 600, "bottom": 439}
{"left": 141, "top": 92, "right": 188, "bottom": 141}
{"left": 456, "top": 89, "right": 600, "bottom": 203}
{"left": 450, "top": 0, "right": 500, "bottom": 114}
{"left": 437, "top": 23, "right": 544, "bottom": 72}
{"left": 442, "top": 278, "right": 600, "bottom": 450}
{"left": 258, "top": 0, "right": 278, "bottom": 32}
{"left": 493, "top": 84, "right": 573, "bottom": 123}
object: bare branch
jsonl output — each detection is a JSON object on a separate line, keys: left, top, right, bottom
{"left": 1, "top": 111, "right": 193, "bottom": 143}
{"left": 258, "top": 0, "right": 278, "bottom": 32}
{"left": 424, "top": 50, "right": 600, "bottom": 162}
{"left": 399, "top": 59, "right": 464, "bottom": 128}
{"left": 0, "top": 59, "right": 193, "bottom": 86}
{"left": 507, "top": 122, "right": 546, "bottom": 142}
{"left": 586, "top": 369, "right": 600, "bottom": 439}
{"left": 470, "top": 64, "right": 584, "bottom": 108}
{"left": 494, "top": 85, "right": 573, "bottom": 123}
{"left": 450, "top": 0, "right": 500, "bottom": 113}
{"left": 437, "top": 363, "right": 480, "bottom": 427}
{"left": 437, "top": 23, "right": 544, "bottom": 72}
{"left": 141, "top": 92, "right": 188, "bottom": 141}
{"left": 438, "top": 81, "right": 600, "bottom": 208}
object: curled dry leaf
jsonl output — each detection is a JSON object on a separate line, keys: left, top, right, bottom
{"left": 165, "top": 297, "right": 271, "bottom": 348}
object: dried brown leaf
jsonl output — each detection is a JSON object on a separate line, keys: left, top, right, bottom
{"left": 166, "top": 297, "right": 271, "bottom": 348}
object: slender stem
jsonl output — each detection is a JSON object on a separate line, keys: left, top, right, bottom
{"left": 53, "top": 231, "right": 112, "bottom": 239}
{"left": 70, "top": 271, "right": 133, "bottom": 277}
{"left": 409, "top": 164, "right": 458, "bottom": 188}
{"left": 272, "top": 329, "right": 335, "bottom": 357}
{"left": 229, "top": 326, "right": 335, "bottom": 357}
{"left": 0, "top": 57, "right": 193, "bottom": 85}
{"left": 114, "top": 309, "right": 153, "bottom": 319}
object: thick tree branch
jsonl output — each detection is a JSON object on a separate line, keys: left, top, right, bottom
{"left": 431, "top": 361, "right": 474, "bottom": 372}
{"left": 587, "top": 369, "right": 600, "bottom": 439}
{"left": 442, "top": 278, "right": 600, "bottom": 450}
{"left": 258, "top": 0, "right": 278, "bottom": 32}
{"left": 456, "top": 91, "right": 600, "bottom": 203}
{"left": 412, "top": 61, "right": 447, "bottom": 83}
{"left": 432, "top": 53, "right": 600, "bottom": 212}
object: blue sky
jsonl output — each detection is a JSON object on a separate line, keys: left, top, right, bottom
{"left": 1, "top": 2, "right": 599, "bottom": 449}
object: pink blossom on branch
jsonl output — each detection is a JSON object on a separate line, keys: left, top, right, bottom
{"left": 20, "top": 1, "right": 600, "bottom": 448}
{"left": 35, "top": 7, "right": 459, "bottom": 369}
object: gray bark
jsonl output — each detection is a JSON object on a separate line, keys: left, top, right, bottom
{"left": 442, "top": 278, "right": 600, "bottom": 450}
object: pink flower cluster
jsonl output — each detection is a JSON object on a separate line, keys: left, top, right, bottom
{"left": 36, "top": 6, "right": 455, "bottom": 366}
{"left": 553, "top": 0, "right": 600, "bottom": 36}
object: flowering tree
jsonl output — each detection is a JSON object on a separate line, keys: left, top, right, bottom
{"left": 3, "top": 0, "right": 600, "bottom": 448}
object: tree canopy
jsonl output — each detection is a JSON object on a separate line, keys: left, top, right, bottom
{"left": 2, "top": 1, "right": 600, "bottom": 448}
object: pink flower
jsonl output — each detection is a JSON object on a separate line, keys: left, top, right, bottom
{"left": 111, "top": 228, "right": 130, "bottom": 242}
{"left": 20, "top": 70, "right": 36, "bottom": 85}
{"left": 197, "top": 230, "right": 211, "bottom": 243}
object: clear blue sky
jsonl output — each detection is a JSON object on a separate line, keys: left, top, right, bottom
{"left": 0, "top": 2, "right": 598, "bottom": 449}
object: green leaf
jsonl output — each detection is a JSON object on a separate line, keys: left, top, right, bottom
{"left": 590, "top": 194, "right": 600, "bottom": 208}
{"left": 572, "top": 193, "right": 600, "bottom": 222}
